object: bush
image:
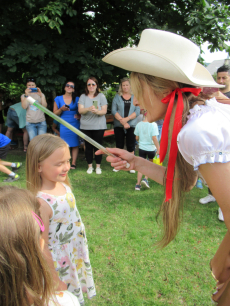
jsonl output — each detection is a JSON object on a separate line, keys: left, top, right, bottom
{"left": 103, "top": 86, "right": 117, "bottom": 113}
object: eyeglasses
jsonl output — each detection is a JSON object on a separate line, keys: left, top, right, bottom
{"left": 87, "top": 83, "right": 96, "bottom": 87}
{"left": 66, "top": 84, "right": 74, "bottom": 89}
{"left": 32, "top": 211, "right": 45, "bottom": 232}
{"left": 26, "top": 78, "right": 35, "bottom": 82}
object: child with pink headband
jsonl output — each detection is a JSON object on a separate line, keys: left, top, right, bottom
{"left": 0, "top": 185, "right": 80, "bottom": 306}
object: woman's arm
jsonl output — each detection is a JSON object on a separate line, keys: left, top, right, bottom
{"left": 39, "top": 198, "right": 67, "bottom": 291}
{"left": 37, "top": 88, "right": 47, "bottom": 107}
{"left": 199, "top": 162, "right": 230, "bottom": 232}
{"left": 78, "top": 103, "right": 93, "bottom": 115}
{"left": 53, "top": 101, "right": 69, "bottom": 116}
{"left": 120, "top": 112, "right": 137, "bottom": 125}
{"left": 95, "top": 147, "right": 166, "bottom": 185}
{"left": 91, "top": 104, "right": 107, "bottom": 115}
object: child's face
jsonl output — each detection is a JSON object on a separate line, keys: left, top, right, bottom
{"left": 38, "top": 146, "right": 71, "bottom": 183}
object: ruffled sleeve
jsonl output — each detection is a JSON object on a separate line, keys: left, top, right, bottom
{"left": 177, "top": 99, "right": 230, "bottom": 170}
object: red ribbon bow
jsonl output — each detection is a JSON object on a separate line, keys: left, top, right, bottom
{"left": 160, "top": 87, "right": 201, "bottom": 201}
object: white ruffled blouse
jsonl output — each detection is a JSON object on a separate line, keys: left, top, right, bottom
{"left": 177, "top": 98, "right": 230, "bottom": 171}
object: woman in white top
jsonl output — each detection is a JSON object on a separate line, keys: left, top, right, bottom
{"left": 96, "top": 29, "right": 230, "bottom": 305}
{"left": 21, "top": 77, "right": 47, "bottom": 141}
{"left": 78, "top": 76, "right": 107, "bottom": 174}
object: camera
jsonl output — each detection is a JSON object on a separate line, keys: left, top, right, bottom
{"left": 30, "top": 88, "right": 38, "bottom": 92}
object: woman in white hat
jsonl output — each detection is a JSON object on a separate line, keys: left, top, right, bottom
{"left": 96, "top": 29, "right": 230, "bottom": 304}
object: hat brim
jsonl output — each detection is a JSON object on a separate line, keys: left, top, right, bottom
{"left": 103, "top": 48, "right": 223, "bottom": 88}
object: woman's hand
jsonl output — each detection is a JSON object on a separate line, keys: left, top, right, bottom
{"left": 60, "top": 105, "right": 70, "bottom": 112}
{"left": 91, "top": 106, "right": 100, "bottom": 114}
{"left": 74, "top": 114, "right": 81, "bottom": 120}
{"left": 25, "top": 88, "right": 31, "bottom": 96}
{"left": 119, "top": 117, "right": 128, "bottom": 125}
{"left": 123, "top": 122, "right": 130, "bottom": 129}
{"left": 95, "top": 147, "right": 136, "bottom": 171}
{"left": 37, "top": 87, "right": 43, "bottom": 97}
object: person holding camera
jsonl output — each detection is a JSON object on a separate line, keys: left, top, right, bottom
{"left": 21, "top": 77, "right": 47, "bottom": 141}
{"left": 53, "top": 81, "right": 80, "bottom": 169}
{"left": 78, "top": 77, "right": 107, "bottom": 174}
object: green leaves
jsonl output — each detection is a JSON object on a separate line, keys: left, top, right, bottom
{"left": 1, "top": 0, "right": 230, "bottom": 92}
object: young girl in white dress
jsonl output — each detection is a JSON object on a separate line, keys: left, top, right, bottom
{"left": 96, "top": 29, "right": 230, "bottom": 304}
{"left": 0, "top": 185, "right": 80, "bottom": 306}
{"left": 26, "top": 134, "right": 96, "bottom": 305}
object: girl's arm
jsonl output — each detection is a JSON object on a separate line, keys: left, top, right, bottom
{"left": 95, "top": 147, "right": 166, "bottom": 185}
{"left": 152, "top": 136, "right": 160, "bottom": 155}
{"left": 199, "top": 162, "right": 230, "bottom": 233}
{"left": 52, "top": 122, "right": 60, "bottom": 136}
{"left": 39, "top": 198, "right": 67, "bottom": 291}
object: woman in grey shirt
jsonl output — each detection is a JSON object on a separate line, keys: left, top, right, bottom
{"left": 78, "top": 77, "right": 107, "bottom": 174}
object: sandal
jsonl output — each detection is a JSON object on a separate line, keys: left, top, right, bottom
{"left": 70, "top": 164, "right": 76, "bottom": 169}
{"left": 24, "top": 147, "right": 27, "bottom": 153}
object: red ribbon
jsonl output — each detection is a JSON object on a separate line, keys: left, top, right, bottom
{"left": 160, "top": 87, "right": 201, "bottom": 201}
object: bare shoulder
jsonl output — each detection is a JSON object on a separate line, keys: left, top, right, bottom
{"left": 38, "top": 197, "right": 53, "bottom": 219}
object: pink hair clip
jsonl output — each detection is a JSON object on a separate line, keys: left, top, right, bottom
{"left": 32, "top": 211, "right": 45, "bottom": 232}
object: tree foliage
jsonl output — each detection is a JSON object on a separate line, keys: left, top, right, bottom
{"left": 0, "top": 0, "right": 230, "bottom": 95}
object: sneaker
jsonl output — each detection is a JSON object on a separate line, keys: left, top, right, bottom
{"left": 113, "top": 168, "right": 119, "bottom": 172}
{"left": 86, "top": 167, "right": 94, "bottom": 174}
{"left": 3, "top": 174, "right": 20, "bottom": 182}
{"left": 130, "top": 170, "right": 135, "bottom": 174}
{"left": 11, "top": 162, "right": 22, "bottom": 172}
{"left": 196, "top": 178, "right": 203, "bottom": 189}
{"left": 135, "top": 184, "right": 141, "bottom": 191}
{"left": 141, "top": 178, "right": 150, "bottom": 189}
{"left": 96, "top": 167, "right": 102, "bottom": 174}
{"left": 199, "top": 194, "right": 216, "bottom": 204}
{"left": 218, "top": 208, "right": 224, "bottom": 221}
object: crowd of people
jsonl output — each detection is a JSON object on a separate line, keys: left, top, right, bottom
{"left": 0, "top": 28, "right": 230, "bottom": 305}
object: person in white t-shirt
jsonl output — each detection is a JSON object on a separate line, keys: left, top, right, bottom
{"left": 134, "top": 111, "right": 159, "bottom": 190}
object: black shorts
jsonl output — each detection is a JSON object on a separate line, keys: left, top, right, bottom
{"left": 139, "top": 148, "right": 156, "bottom": 160}
{"left": 0, "top": 143, "right": 10, "bottom": 160}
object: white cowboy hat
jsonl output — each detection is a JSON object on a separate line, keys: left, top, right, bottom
{"left": 102, "top": 29, "right": 223, "bottom": 88}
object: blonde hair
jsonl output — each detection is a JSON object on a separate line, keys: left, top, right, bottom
{"left": 118, "top": 77, "right": 133, "bottom": 95}
{"left": 26, "top": 134, "right": 71, "bottom": 194}
{"left": 0, "top": 186, "right": 55, "bottom": 306}
{"left": 131, "top": 72, "right": 204, "bottom": 247}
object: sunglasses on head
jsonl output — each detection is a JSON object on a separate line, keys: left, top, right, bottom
{"left": 87, "top": 83, "right": 96, "bottom": 87}
{"left": 26, "top": 78, "right": 35, "bottom": 82}
{"left": 66, "top": 84, "right": 74, "bottom": 89}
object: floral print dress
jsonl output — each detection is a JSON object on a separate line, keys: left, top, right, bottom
{"left": 37, "top": 184, "right": 96, "bottom": 305}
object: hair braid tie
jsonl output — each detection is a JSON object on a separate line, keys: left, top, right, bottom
{"left": 160, "top": 87, "right": 201, "bottom": 201}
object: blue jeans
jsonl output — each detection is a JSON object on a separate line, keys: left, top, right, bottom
{"left": 26, "top": 121, "right": 47, "bottom": 141}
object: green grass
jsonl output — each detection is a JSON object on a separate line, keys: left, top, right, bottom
{"left": 2, "top": 148, "right": 226, "bottom": 305}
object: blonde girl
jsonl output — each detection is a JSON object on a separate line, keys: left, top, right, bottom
{"left": 0, "top": 185, "right": 80, "bottom": 306}
{"left": 96, "top": 29, "right": 230, "bottom": 304}
{"left": 26, "top": 134, "right": 96, "bottom": 305}
{"left": 134, "top": 110, "right": 160, "bottom": 190}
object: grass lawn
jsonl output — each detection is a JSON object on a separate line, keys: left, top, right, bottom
{"left": 2, "top": 145, "right": 226, "bottom": 305}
